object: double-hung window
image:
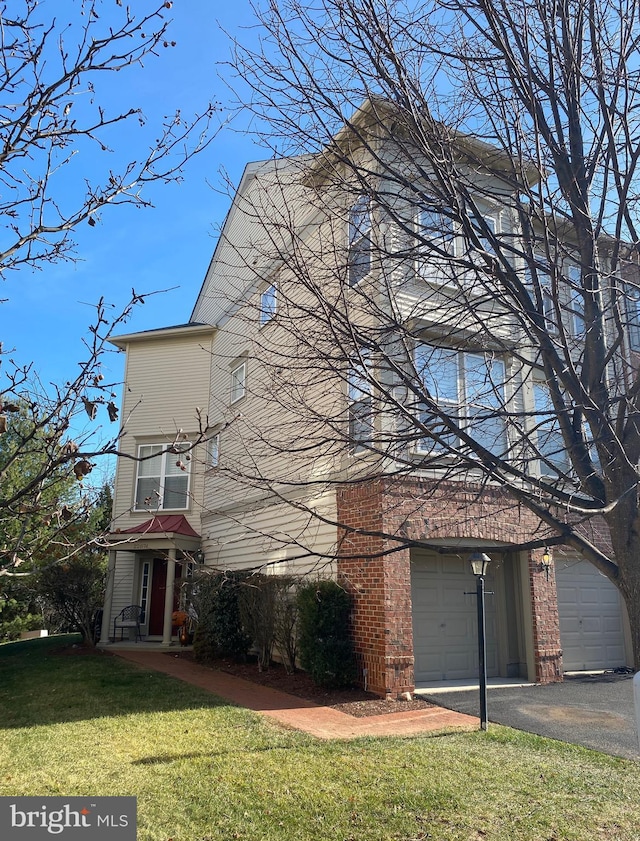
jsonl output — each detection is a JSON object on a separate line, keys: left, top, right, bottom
{"left": 230, "top": 361, "right": 247, "bottom": 404}
{"left": 625, "top": 282, "right": 640, "bottom": 351}
{"left": 524, "top": 258, "right": 558, "bottom": 335}
{"left": 567, "top": 263, "right": 584, "bottom": 337}
{"left": 208, "top": 432, "right": 220, "bottom": 468}
{"left": 348, "top": 195, "right": 371, "bottom": 286}
{"left": 260, "top": 283, "right": 277, "bottom": 325}
{"left": 476, "top": 214, "right": 497, "bottom": 255}
{"left": 533, "top": 381, "right": 569, "bottom": 476}
{"left": 348, "top": 351, "right": 373, "bottom": 451}
{"left": 134, "top": 443, "right": 191, "bottom": 511}
{"left": 416, "top": 202, "right": 456, "bottom": 281}
{"left": 415, "top": 345, "right": 507, "bottom": 456}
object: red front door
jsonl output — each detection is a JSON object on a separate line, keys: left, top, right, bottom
{"left": 148, "top": 558, "right": 181, "bottom": 636}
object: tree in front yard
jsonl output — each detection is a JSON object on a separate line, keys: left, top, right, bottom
{"left": 218, "top": 0, "right": 640, "bottom": 667}
{"left": 0, "top": 0, "right": 216, "bottom": 573}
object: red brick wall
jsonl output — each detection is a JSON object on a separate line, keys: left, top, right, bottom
{"left": 528, "top": 548, "right": 563, "bottom": 682}
{"left": 336, "top": 482, "right": 414, "bottom": 698}
{"left": 337, "top": 477, "right": 565, "bottom": 697}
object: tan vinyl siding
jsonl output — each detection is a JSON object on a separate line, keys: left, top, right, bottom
{"left": 201, "top": 491, "right": 338, "bottom": 578}
{"left": 108, "top": 551, "right": 137, "bottom": 630}
{"left": 111, "top": 330, "right": 213, "bottom": 531}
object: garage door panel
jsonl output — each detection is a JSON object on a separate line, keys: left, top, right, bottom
{"left": 603, "top": 615, "right": 623, "bottom": 633}
{"left": 411, "top": 554, "right": 499, "bottom": 682}
{"left": 556, "top": 559, "right": 626, "bottom": 671}
{"left": 441, "top": 617, "right": 473, "bottom": 639}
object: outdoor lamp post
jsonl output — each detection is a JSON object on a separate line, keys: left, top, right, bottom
{"left": 468, "top": 551, "right": 491, "bottom": 731}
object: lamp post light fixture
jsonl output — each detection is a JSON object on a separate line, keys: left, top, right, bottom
{"left": 468, "top": 551, "right": 491, "bottom": 731}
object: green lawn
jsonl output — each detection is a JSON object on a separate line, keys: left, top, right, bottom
{"left": 1, "top": 636, "right": 638, "bottom": 841}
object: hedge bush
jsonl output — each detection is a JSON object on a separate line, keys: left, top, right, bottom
{"left": 192, "top": 571, "right": 251, "bottom": 662}
{"left": 297, "top": 580, "right": 356, "bottom": 688}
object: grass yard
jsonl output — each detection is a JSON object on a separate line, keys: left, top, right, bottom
{"left": 1, "top": 636, "right": 639, "bottom": 841}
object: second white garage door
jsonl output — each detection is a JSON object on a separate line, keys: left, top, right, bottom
{"left": 555, "top": 558, "right": 626, "bottom": 671}
{"left": 411, "top": 552, "right": 499, "bottom": 682}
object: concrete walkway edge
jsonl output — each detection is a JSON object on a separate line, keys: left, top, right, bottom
{"left": 115, "top": 649, "right": 478, "bottom": 740}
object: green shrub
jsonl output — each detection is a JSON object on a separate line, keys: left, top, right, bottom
{"left": 273, "top": 577, "right": 299, "bottom": 674}
{"left": 297, "top": 580, "right": 356, "bottom": 688}
{"left": 238, "top": 574, "right": 277, "bottom": 671}
{"left": 192, "top": 571, "right": 251, "bottom": 662}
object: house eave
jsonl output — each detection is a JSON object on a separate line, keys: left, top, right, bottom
{"left": 109, "top": 322, "right": 216, "bottom": 351}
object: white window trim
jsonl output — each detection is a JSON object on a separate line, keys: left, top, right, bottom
{"left": 625, "top": 282, "right": 640, "bottom": 351}
{"left": 230, "top": 361, "right": 247, "bottom": 404}
{"left": 524, "top": 255, "right": 559, "bottom": 335}
{"left": 208, "top": 432, "right": 220, "bottom": 468}
{"left": 259, "top": 283, "right": 277, "bottom": 326}
{"left": 348, "top": 195, "right": 372, "bottom": 286}
{"left": 532, "top": 380, "right": 570, "bottom": 477}
{"left": 415, "top": 201, "right": 457, "bottom": 283}
{"left": 566, "top": 263, "right": 584, "bottom": 337}
{"left": 134, "top": 443, "right": 192, "bottom": 512}
{"left": 347, "top": 351, "right": 373, "bottom": 453}
{"left": 414, "top": 346, "right": 507, "bottom": 456}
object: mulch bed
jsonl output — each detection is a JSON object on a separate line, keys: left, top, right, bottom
{"left": 168, "top": 651, "right": 435, "bottom": 718}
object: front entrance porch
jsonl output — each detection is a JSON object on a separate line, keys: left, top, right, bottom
{"left": 100, "top": 514, "right": 201, "bottom": 648}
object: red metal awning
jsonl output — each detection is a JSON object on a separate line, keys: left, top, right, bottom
{"left": 114, "top": 514, "right": 200, "bottom": 538}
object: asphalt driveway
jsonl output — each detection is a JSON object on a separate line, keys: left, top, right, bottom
{"left": 425, "top": 672, "right": 639, "bottom": 760}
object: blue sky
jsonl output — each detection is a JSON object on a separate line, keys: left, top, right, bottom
{"left": 2, "top": 1, "right": 264, "bottom": 418}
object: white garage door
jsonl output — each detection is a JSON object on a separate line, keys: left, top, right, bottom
{"left": 555, "top": 559, "right": 626, "bottom": 671}
{"left": 411, "top": 553, "right": 499, "bottom": 682}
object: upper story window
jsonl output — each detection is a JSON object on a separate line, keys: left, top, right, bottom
{"left": 134, "top": 443, "right": 191, "bottom": 511}
{"left": 416, "top": 202, "right": 456, "bottom": 280}
{"left": 230, "top": 361, "right": 247, "bottom": 404}
{"left": 625, "top": 282, "right": 640, "bottom": 351}
{"left": 524, "top": 257, "right": 558, "bottom": 335}
{"left": 415, "top": 345, "right": 507, "bottom": 456}
{"left": 533, "top": 381, "right": 570, "bottom": 476}
{"left": 347, "top": 351, "right": 373, "bottom": 452}
{"left": 208, "top": 432, "right": 220, "bottom": 468}
{"left": 348, "top": 195, "right": 371, "bottom": 286}
{"left": 260, "top": 283, "right": 277, "bottom": 325}
{"left": 418, "top": 203, "right": 455, "bottom": 254}
{"left": 567, "top": 263, "right": 584, "bottom": 336}
{"left": 475, "top": 213, "right": 497, "bottom": 255}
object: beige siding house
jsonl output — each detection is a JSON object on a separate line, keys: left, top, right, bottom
{"left": 100, "top": 323, "right": 214, "bottom": 645}
{"left": 99, "top": 124, "right": 633, "bottom": 697}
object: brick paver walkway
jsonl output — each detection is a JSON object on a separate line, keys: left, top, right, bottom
{"left": 115, "top": 649, "right": 478, "bottom": 739}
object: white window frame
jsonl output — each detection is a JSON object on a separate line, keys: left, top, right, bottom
{"left": 347, "top": 350, "right": 373, "bottom": 452}
{"left": 414, "top": 345, "right": 507, "bottom": 456}
{"left": 260, "top": 283, "right": 277, "bottom": 326}
{"left": 415, "top": 201, "right": 457, "bottom": 283}
{"left": 524, "top": 256, "right": 558, "bottom": 335}
{"left": 532, "top": 380, "right": 570, "bottom": 477}
{"left": 230, "top": 361, "right": 247, "bottom": 404}
{"left": 348, "top": 195, "right": 372, "bottom": 286}
{"left": 134, "top": 442, "right": 192, "bottom": 511}
{"left": 476, "top": 213, "right": 497, "bottom": 255}
{"left": 567, "top": 263, "right": 584, "bottom": 337}
{"left": 208, "top": 432, "right": 220, "bottom": 468}
{"left": 625, "top": 282, "right": 640, "bottom": 351}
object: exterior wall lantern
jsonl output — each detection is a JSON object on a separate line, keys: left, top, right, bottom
{"left": 539, "top": 548, "right": 552, "bottom": 580}
{"left": 468, "top": 551, "right": 491, "bottom": 731}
